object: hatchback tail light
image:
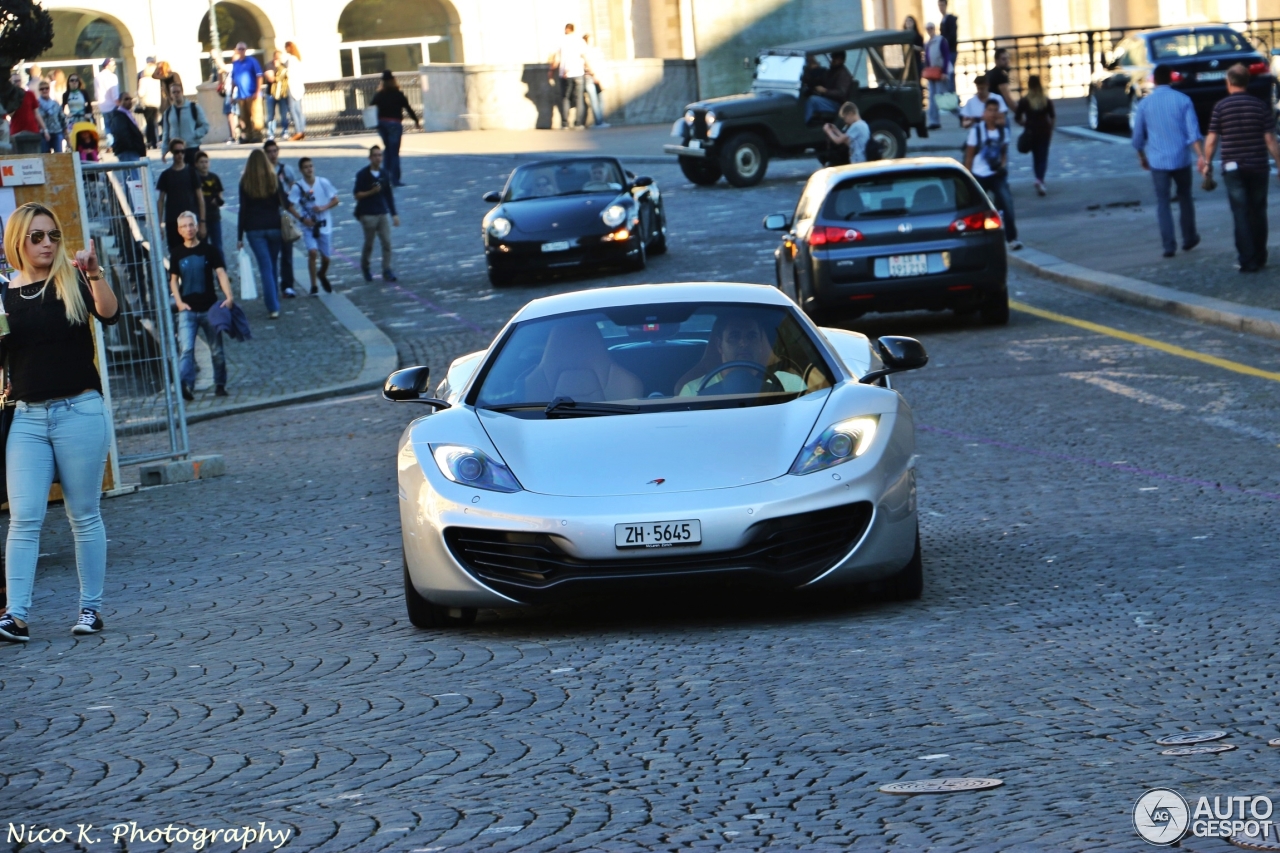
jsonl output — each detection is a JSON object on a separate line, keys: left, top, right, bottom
{"left": 949, "top": 211, "right": 1002, "bottom": 232}
{"left": 1249, "top": 61, "right": 1269, "bottom": 75}
{"left": 1171, "top": 70, "right": 1185, "bottom": 83}
{"left": 809, "top": 226, "right": 864, "bottom": 246}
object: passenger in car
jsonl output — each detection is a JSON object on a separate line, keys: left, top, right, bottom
{"left": 804, "top": 51, "right": 854, "bottom": 124}
{"left": 677, "top": 314, "right": 806, "bottom": 396}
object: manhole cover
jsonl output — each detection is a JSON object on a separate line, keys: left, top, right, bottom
{"left": 880, "top": 778, "right": 1004, "bottom": 795}
{"left": 1155, "top": 731, "right": 1228, "bottom": 746}
{"left": 1228, "top": 832, "right": 1280, "bottom": 851}
{"left": 1160, "top": 744, "right": 1236, "bottom": 756}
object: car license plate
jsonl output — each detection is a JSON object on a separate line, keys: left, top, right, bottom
{"left": 541, "top": 241, "right": 571, "bottom": 253}
{"left": 615, "top": 519, "right": 702, "bottom": 549}
{"left": 1198, "top": 70, "right": 1227, "bottom": 81}
{"left": 888, "top": 253, "right": 929, "bottom": 277}
{"left": 688, "top": 139, "right": 702, "bottom": 149}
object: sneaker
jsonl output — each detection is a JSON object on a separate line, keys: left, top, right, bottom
{"left": 0, "top": 614, "right": 29, "bottom": 643}
{"left": 283, "top": 287, "right": 297, "bottom": 299}
{"left": 382, "top": 270, "right": 398, "bottom": 282}
{"left": 1183, "top": 235, "right": 1201, "bottom": 252}
{"left": 310, "top": 285, "right": 319, "bottom": 296}
{"left": 596, "top": 122, "right": 611, "bottom": 128}
{"left": 318, "top": 271, "right": 332, "bottom": 293}
{"left": 215, "top": 385, "right": 228, "bottom": 397}
{"left": 268, "top": 311, "right": 280, "bottom": 319}
{"left": 181, "top": 385, "right": 195, "bottom": 402}
{"left": 1035, "top": 181, "right": 1047, "bottom": 197}
{"left": 361, "top": 266, "right": 373, "bottom": 283}
{"left": 1008, "top": 240, "right": 1024, "bottom": 251}
{"left": 72, "top": 608, "right": 102, "bottom": 635}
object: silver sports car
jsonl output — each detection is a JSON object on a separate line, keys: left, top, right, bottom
{"left": 385, "top": 283, "right": 928, "bottom": 628}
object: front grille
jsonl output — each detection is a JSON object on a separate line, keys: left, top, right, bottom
{"left": 692, "top": 110, "right": 709, "bottom": 139}
{"left": 444, "top": 502, "right": 873, "bottom": 602}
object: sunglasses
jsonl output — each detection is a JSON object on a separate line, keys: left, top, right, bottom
{"left": 27, "top": 230, "right": 62, "bottom": 245}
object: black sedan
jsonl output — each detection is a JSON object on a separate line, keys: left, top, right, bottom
{"left": 765, "top": 158, "right": 1008, "bottom": 326}
{"left": 1089, "top": 26, "right": 1275, "bottom": 132}
{"left": 481, "top": 157, "right": 667, "bottom": 286}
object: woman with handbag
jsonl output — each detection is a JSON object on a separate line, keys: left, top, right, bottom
{"left": 922, "top": 21, "right": 953, "bottom": 130}
{"left": 1014, "top": 74, "right": 1055, "bottom": 196}
{"left": 0, "top": 203, "right": 120, "bottom": 643}
{"left": 237, "top": 148, "right": 292, "bottom": 318}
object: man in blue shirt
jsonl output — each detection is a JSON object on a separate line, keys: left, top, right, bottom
{"left": 353, "top": 145, "right": 400, "bottom": 282}
{"left": 1132, "top": 64, "right": 1205, "bottom": 257}
{"left": 230, "top": 43, "right": 264, "bottom": 144}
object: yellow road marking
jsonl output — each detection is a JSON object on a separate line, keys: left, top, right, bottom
{"left": 1010, "top": 300, "right": 1280, "bottom": 384}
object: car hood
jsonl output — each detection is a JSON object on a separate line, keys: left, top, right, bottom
{"left": 688, "top": 91, "right": 798, "bottom": 116}
{"left": 477, "top": 391, "right": 830, "bottom": 497}
{"left": 504, "top": 193, "right": 623, "bottom": 236}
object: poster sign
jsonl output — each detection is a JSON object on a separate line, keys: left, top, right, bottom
{"left": 0, "top": 158, "right": 47, "bottom": 186}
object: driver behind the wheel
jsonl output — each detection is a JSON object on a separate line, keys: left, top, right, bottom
{"left": 678, "top": 313, "right": 806, "bottom": 396}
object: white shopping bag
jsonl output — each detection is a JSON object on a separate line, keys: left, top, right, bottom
{"left": 238, "top": 247, "right": 258, "bottom": 300}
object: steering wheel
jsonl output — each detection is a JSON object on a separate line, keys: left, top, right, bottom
{"left": 696, "top": 361, "right": 784, "bottom": 395}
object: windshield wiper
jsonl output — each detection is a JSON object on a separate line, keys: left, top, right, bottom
{"left": 544, "top": 396, "right": 639, "bottom": 417}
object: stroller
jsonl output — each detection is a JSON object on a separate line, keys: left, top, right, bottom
{"left": 72, "top": 121, "right": 100, "bottom": 162}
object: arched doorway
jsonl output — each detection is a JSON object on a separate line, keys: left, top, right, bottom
{"left": 198, "top": 1, "right": 274, "bottom": 81}
{"left": 33, "top": 11, "right": 133, "bottom": 105}
{"left": 337, "top": 0, "right": 462, "bottom": 76}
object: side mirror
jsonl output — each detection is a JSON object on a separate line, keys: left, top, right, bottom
{"left": 858, "top": 336, "right": 928, "bottom": 384}
{"left": 482, "top": 191, "right": 502, "bottom": 203}
{"left": 762, "top": 212, "right": 791, "bottom": 231}
{"left": 384, "top": 366, "right": 452, "bottom": 408}
{"left": 633, "top": 175, "right": 654, "bottom": 187}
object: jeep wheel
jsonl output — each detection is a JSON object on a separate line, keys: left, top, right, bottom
{"left": 679, "top": 157, "right": 722, "bottom": 186}
{"left": 867, "top": 119, "right": 907, "bottom": 160}
{"left": 721, "top": 132, "right": 769, "bottom": 187}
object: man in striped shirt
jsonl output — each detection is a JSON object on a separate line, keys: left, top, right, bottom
{"left": 1202, "top": 63, "right": 1280, "bottom": 272}
{"left": 1131, "top": 64, "right": 1204, "bottom": 258}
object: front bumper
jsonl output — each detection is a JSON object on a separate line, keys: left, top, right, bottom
{"left": 486, "top": 234, "right": 639, "bottom": 272}
{"left": 664, "top": 143, "right": 710, "bottom": 159}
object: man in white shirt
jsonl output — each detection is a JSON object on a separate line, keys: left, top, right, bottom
{"left": 549, "top": 23, "right": 586, "bottom": 130}
{"left": 582, "top": 33, "right": 609, "bottom": 128}
{"left": 95, "top": 58, "right": 118, "bottom": 114}
{"left": 288, "top": 157, "right": 340, "bottom": 294}
{"left": 959, "top": 74, "right": 1006, "bottom": 129}
{"left": 963, "top": 97, "right": 1020, "bottom": 249}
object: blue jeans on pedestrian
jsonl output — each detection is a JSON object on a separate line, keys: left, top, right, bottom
{"left": 805, "top": 95, "right": 841, "bottom": 124}
{"left": 42, "top": 132, "right": 66, "bottom": 153}
{"left": 116, "top": 150, "right": 141, "bottom": 183}
{"left": 280, "top": 234, "right": 297, "bottom": 291}
{"left": 1030, "top": 135, "right": 1051, "bottom": 183}
{"left": 584, "top": 75, "right": 605, "bottom": 125}
{"left": 927, "top": 79, "right": 946, "bottom": 126}
{"left": 377, "top": 120, "right": 404, "bottom": 185}
{"left": 264, "top": 94, "right": 289, "bottom": 138}
{"left": 977, "top": 172, "right": 1018, "bottom": 242}
{"left": 1150, "top": 166, "right": 1197, "bottom": 256}
{"left": 1223, "top": 169, "right": 1269, "bottom": 270}
{"left": 178, "top": 309, "right": 226, "bottom": 390}
{"left": 244, "top": 228, "right": 282, "bottom": 313}
{"left": 4, "top": 391, "right": 110, "bottom": 622}
{"left": 288, "top": 94, "right": 306, "bottom": 134}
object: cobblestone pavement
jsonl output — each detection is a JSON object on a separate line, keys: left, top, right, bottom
{"left": 5, "top": 141, "right": 1280, "bottom": 852}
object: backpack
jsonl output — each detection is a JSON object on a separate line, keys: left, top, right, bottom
{"left": 164, "top": 102, "right": 199, "bottom": 141}
{"left": 975, "top": 123, "right": 1006, "bottom": 174}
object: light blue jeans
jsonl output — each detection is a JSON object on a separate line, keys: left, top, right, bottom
{"left": 288, "top": 94, "right": 306, "bottom": 134}
{"left": 4, "top": 390, "right": 110, "bottom": 621}
{"left": 178, "top": 309, "right": 226, "bottom": 389}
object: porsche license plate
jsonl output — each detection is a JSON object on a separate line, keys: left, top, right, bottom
{"left": 888, "top": 253, "right": 929, "bottom": 277}
{"left": 615, "top": 519, "right": 702, "bottom": 549}
{"left": 541, "top": 241, "right": 571, "bottom": 253}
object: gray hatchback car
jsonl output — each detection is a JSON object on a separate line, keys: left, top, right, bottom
{"left": 765, "top": 158, "right": 1009, "bottom": 326}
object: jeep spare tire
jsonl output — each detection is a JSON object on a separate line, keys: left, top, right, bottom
{"left": 679, "top": 157, "right": 723, "bottom": 186}
{"left": 721, "top": 132, "right": 769, "bottom": 187}
{"left": 867, "top": 119, "right": 907, "bottom": 160}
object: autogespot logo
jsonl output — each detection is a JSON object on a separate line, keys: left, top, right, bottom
{"left": 1134, "top": 788, "right": 1190, "bottom": 845}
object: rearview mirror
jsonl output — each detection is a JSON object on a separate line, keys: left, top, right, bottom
{"left": 384, "top": 366, "right": 452, "bottom": 408}
{"left": 482, "top": 191, "right": 502, "bottom": 203}
{"left": 633, "top": 175, "right": 654, "bottom": 187}
{"left": 858, "top": 337, "right": 929, "bottom": 384}
{"left": 762, "top": 212, "right": 791, "bottom": 231}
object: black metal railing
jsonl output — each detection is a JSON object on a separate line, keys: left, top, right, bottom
{"left": 298, "top": 71, "right": 424, "bottom": 139}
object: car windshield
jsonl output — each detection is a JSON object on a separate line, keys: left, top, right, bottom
{"left": 1150, "top": 30, "right": 1251, "bottom": 58}
{"left": 507, "top": 160, "right": 625, "bottom": 201}
{"left": 823, "top": 169, "right": 978, "bottom": 219}
{"left": 755, "top": 54, "right": 806, "bottom": 84}
{"left": 473, "top": 302, "right": 835, "bottom": 414}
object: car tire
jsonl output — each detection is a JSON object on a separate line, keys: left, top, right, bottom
{"left": 404, "top": 561, "right": 477, "bottom": 629}
{"left": 867, "top": 119, "right": 908, "bottom": 160}
{"left": 878, "top": 529, "right": 923, "bottom": 602}
{"left": 1126, "top": 93, "right": 1138, "bottom": 133}
{"left": 679, "top": 157, "right": 722, "bottom": 186}
{"left": 720, "top": 132, "right": 769, "bottom": 187}
{"left": 487, "top": 266, "right": 516, "bottom": 287}
{"left": 980, "top": 289, "right": 1010, "bottom": 325}
{"left": 1088, "top": 92, "right": 1101, "bottom": 130}
{"left": 648, "top": 206, "right": 668, "bottom": 255}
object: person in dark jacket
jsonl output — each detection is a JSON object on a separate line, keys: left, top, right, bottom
{"left": 1014, "top": 74, "right": 1056, "bottom": 195}
{"left": 370, "top": 70, "right": 420, "bottom": 187}
{"left": 804, "top": 51, "right": 854, "bottom": 124}
{"left": 107, "top": 92, "right": 147, "bottom": 161}
{"left": 353, "top": 145, "right": 399, "bottom": 282}
{"left": 237, "top": 148, "right": 299, "bottom": 318}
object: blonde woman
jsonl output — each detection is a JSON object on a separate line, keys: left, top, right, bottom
{"left": 1014, "top": 74, "right": 1056, "bottom": 195}
{"left": 0, "top": 203, "right": 120, "bottom": 643}
{"left": 238, "top": 148, "right": 287, "bottom": 318}
{"left": 283, "top": 42, "right": 306, "bottom": 140}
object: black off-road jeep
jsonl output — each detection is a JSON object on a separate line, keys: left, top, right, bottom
{"left": 664, "top": 30, "right": 928, "bottom": 187}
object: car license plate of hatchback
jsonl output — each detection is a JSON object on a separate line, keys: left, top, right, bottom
{"left": 615, "top": 520, "right": 702, "bottom": 549}
{"left": 541, "top": 241, "right": 572, "bottom": 253}
{"left": 888, "top": 253, "right": 930, "bottom": 277}
{"left": 1198, "top": 70, "right": 1227, "bottom": 81}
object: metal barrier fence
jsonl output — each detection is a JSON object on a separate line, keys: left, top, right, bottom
{"left": 79, "top": 159, "right": 190, "bottom": 466}
{"left": 955, "top": 18, "right": 1280, "bottom": 103}
{"left": 298, "top": 72, "right": 424, "bottom": 139}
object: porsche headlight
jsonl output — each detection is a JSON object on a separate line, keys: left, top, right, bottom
{"left": 789, "top": 416, "right": 879, "bottom": 475}
{"left": 489, "top": 216, "right": 512, "bottom": 239}
{"left": 602, "top": 204, "right": 628, "bottom": 227}
{"left": 430, "top": 444, "right": 522, "bottom": 493}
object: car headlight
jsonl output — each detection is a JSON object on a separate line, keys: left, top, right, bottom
{"left": 429, "top": 444, "right": 522, "bottom": 493}
{"left": 684, "top": 109, "right": 696, "bottom": 125}
{"left": 602, "top": 204, "right": 628, "bottom": 227}
{"left": 789, "top": 416, "right": 879, "bottom": 475}
{"left": 489, "top": 216, "right": 512, "bottom": 239}
{"left": 704, "top": 110, "right": 716, "bottom": 127}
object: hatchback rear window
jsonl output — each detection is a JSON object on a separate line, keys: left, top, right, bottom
{"left": 822, "top": 170, "right": 979, "bottom": 220}
{"left": 1150, "top": 30, "right": 1251, "bottom": 59}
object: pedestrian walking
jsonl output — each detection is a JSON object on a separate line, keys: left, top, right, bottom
{"left": 1131, "top": 65, "right": 1204, "bottom": 258}
{"left": 106, "top": 92, "right": 147, "bottom": 168}
{"left": 938, "top": 0, "right": 959, "bottom": 57}
{"left": 264, "top": 139, "right": 301, "bottom": 297}
{"left": 283, "top": 42, "right": 307, "bottom": 140}
{"left": 903, "top": 16, "right": 925, "bottom": 80}
{"left": 0, "top": 202, "right": 120, "bottom": 644}
{"left": 153, "top": 61, "right": 182, "bottom": 115}
{"left": 214, "top": 56, "right": 239, "bottom": 145}
{"left": 61, "top": 73, "right": 93, "bottom": 125}
{"left": 161, "top": 83, "right": 209, "bottom": 158}
{"left": 48, "top": 69, "right": 67, "bottom": 105}
{"left": 1202, "top": 63, "right": 1280, "bottom": 272}
{"left": 370, "top": 70, "right": 419, "bottom": 187}
{"left": 237, "top": 148, "right": 287, "bottom": 318}
{"left": 987, "top": 48, "right": 1017, "bottom": 111}
{"left": 288, "top": 157, "right": 340, "bottom": 294}
{"left": 170, "top": 211, "right": 234, "bottom": 400}
{"left": 964, "top": 97, "right": 1021, "bottom": 250}
{"left": 960, "top": 74, "right": 1006, "bottom": 128}
{"left": 923, "top": 21, "right": 953, "bottom": 130}
{"left": 582, "top": 33, "right": 609, "bottom": 128}
{"left": 1014, "top": 74, "right": 1055, "bottom": 195}
{"left": 94, "top": 58, "right": 118, "bottom": 115}
{"left": 194, "top": 150, "right": 225, "bottom": 255}
{"left": 353, "top": 145, "right": 399, "bottom": 282}
{"left": 550, "top": 23, "right": 587, "bottom": 130}
{"left": 6, "top": 72, "right": 49, "bottom": 147}
{"left": 136, "top": 57, "right": 161, "bottom": 149}
{"left": 263, "top": 50, "right": 290, "bottom": 141}
{"left": 230, "top": 43, "right": 264, "bottom": 144}
{"left": 823, "top": 102, "right": 870, "bottom": 165}
{"left": 155, "top": 139, "right": 206, "bottom": 252}
{"left": 36, "top": 80, "right": 65, "bottom": 153}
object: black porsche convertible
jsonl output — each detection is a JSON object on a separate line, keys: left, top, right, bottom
{"left": 481, "top": 157, "right": 668, "bottom": 286}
